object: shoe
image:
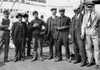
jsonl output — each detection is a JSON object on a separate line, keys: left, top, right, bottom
{"left": 31, "top": 58, "right": 37, "bottom": 62}
{"left": 4, "top": 60, "right": 9, "bottom": 62}
{"left": 40, "top": 57, "right": 44, "bottom": 61}
{"left": 0, "top": 51, "right": 1, "bottom": 54}
{"left": 55, "top": 58, "right": 62, "bottom": 62}
{"left": 73, "top": 60, "right": 81, "bottom": 64}
{"left": 21, "top": 58, "right": 24, "bottom": 61}
{"left": 48, "top": 56, "right": 53, "bottom": 60}
{"left": 66, "top": 57, "right": 72, "bottom": 63}
{"left": 96, "top": 65, "right": 100, "bottom": 70}
{"left": 80, "top": 62, "right": 86, "bottom": 67}
{"left": 87, "top": 63, "right": 94, "bottom": 67}
{"left": 14, "top": 59, "right": 17, "bottom": 62}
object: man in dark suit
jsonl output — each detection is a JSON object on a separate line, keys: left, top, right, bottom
{"left": 23, "top": 14, "right": 32, "bottom": 56}
{"left": 54, "top": 8, "right": 71, "bottom": 62}
{"left": 71, "top": 6, "right": 86, "bottom": 67}
{"left": 11, "top": 13, "right": 28, "bottom": 62}
{"left": 46, "top": 8, "right": 58, "bottom": 60}
{"left": 0, "top": 10, "right": 10, "bottom": 62}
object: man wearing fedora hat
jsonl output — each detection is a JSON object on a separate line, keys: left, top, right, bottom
{"left": 71, "top": 5, "right": 87, "bottom": 67}
{"left": 46, "top": 8, "right": 58, "bottom": 60}
{"left": 81, "top": 1, "right": 100, "bottom": 67}
{"left": 12, "top": 13, "right": 28, "bottom": 62}
{"left": 54, "top": 8, "right": 71, "bottom": 62}
{"left": 0, "top": 10, "right": 10, "bottom": 62}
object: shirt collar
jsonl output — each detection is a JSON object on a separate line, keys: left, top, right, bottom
{"left": 51, "top": 15, "right": 57, "bottom": 19}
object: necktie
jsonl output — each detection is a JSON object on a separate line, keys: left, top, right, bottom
{"left": 89, "top": 13, "right": 92, "bottom": 23}
{"left": 88, "top": 13, "right": 93, "bottom": 27}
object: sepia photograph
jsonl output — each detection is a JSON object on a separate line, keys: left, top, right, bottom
{"left": 0, "top": 0, "right": 100, "bottom": 70}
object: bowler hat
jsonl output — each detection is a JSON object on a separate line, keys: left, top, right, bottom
{"left": 16, "top": 13, "right": 22, "bottom": 18}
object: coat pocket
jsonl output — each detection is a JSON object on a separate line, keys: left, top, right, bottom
{"left": 86, "top": 27, "right": 98, "bottom": 36}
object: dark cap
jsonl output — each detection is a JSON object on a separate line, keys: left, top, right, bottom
{"left": 16, "top": 13, "right": 23, "bottom": 18}
{"left": 33, "top": 11, "right": 38, "bottom": 15}
{"left": 3, "top": 10, "right": 9, "bottom": 15}
{"left": 23, "top": 14, "right": 29, "bottom": 18}
{"left": 50, "top": 8, "right": 57, "bottom": 11}
{"left": 73, "top": 6, "right": 79, "bottom": 12}
{"left": 73, "top": 5, "right": 84, "bottom": 12}
{"left": 59, "top": 8, "right": 65, "bottom": 12}
{"left": 86, "top": 1, "right": 95, "bottom": 8}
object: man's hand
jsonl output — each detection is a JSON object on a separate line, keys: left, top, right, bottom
{"left": 26, "top": 38, "right": 28, "bottom": 41}
{"left": 57, "top": 27, "right": 62, "bottom": 30}
{"left": 68, "top": 34, "right": 71, "bottom": 39}
{"left": 81, "top": 35, "right": 84, "bottom": 39}
{"left": 33, "top": 23, "right": 39, "bottom": 27}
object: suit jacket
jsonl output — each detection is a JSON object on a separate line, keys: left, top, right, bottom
{"left": 98, "top": 20, "right": 100, "bottom": 38}
{"left": 11, "top": 21, "right": 28, "bottom": 45}
{"left": 53, "top": 16, "right": 71, "bottom": 39}
{"left": 46, "top": 16, "right": 58, "bottom": 40}
{"left": 24, "top": 22, "right": 32, "bottom": 39}
{"left": 81, "top": 12, "right": 100, "bottom": 36}
{"left": 71, "top": 14, "right": 84, "bottom": 41}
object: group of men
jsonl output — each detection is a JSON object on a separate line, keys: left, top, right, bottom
{"left": 46, "top": 1, "right": 100, "bottom": 68}
{"left": 0, "top": 1, "right": 100, "bottom": 69}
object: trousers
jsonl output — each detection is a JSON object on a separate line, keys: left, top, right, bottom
{"left": 73, "top": 31, "right": 86, "bottom": 63}
{"left": 0, "top": 32, "right": 10, "bottom": 61}
{"left": 32, "top": 37, "right": 43, "bottom": 58}
{"left": 56, "top": 32, "right": 70, "bottom": 59}
{"left": 86, "top": 35, "right": 100, "bottom": 65}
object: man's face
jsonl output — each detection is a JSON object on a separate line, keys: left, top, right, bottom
{"left": 59, "top": 11, "right": 65, "bottom": 16}
{"left": 34, "top": 13, "right": 38, "bottom": 18}
{"left": 24, "top": 17, "right": 28, "bottom": 22}
{"left": 74, "top": 9, "right": 80, "bottom": 14}
{"left": 86, "top": 6, "right": 94, "bottom": 13}
{"left": 18, "top": 16, "right": 22, "bottom": 21}
{"left": 4, "top": 14, "right": 9, "bottom": 18}
{"left": 51, "top": 10, "right": 57, "bottom": 15}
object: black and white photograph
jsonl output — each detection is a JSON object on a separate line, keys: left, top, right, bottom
{"left": 0, "top": 0, "right": 100, "bottom": 70}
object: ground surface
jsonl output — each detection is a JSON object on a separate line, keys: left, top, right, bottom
{"left": 0, "top": 46, "right": 99, "bottom": 70}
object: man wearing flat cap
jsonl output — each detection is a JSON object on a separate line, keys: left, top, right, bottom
{"left": 71, "top": 6, "right": 87, "bottom": 67}
{"left": 81, "top": 1, "right": 100, "bottom": 68}
{"left": 0, "top": 10, "right": 10, "bottom": 62}
{"left": 46, "top": 8, "right": 58, "bottom": 60}
{"left": 12, "top": 13, "right": 28, "bottom": 62}
{"left": 54, "top": 8, "right": 71, "bottom": 62}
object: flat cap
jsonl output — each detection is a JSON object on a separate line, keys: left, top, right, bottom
{"left": 16, "top": 13, "right": 23, "bottom": 18}
{"left": 50, "top": 8, "right": 57, "bottom": 11}
{"left": 86, "top": 1, "right": 95, "bottom": 8}
{"left": 23, "top": 14, "right": 29, "bottom": 18}
{"left": 3, "top": 10, "right": 9, "bottom": 15}
{"left": 73, "top": 5, "right": 79, "bottom": 11}
{"left": 59, "top": 8, "right": 65, "bottom": 12}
